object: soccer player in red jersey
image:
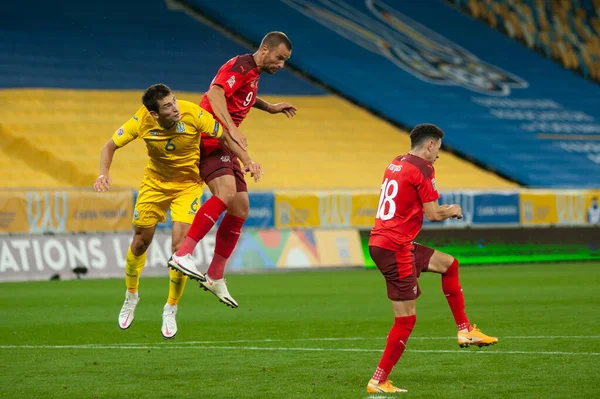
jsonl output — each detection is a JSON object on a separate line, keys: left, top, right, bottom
{"left": 168, "top": 32, "right": 297, "bottom": 308}
{"left": 366, "top": 124, "right": 498, "bottom": 394}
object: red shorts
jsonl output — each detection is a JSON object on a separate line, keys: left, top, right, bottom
{"left": 369, "top": 243, "right": 435, "bottom": 301}
{"left": 199, "top": 141, "right": 247, "bottom": 192}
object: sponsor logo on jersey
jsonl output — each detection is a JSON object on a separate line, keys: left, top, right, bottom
{"left": 213, "top": 121, "right": 220, "bottom": 137}
{"left": 227, "top": 75, "right": 236, "bottom": 88}
{"left": 431, "top": 178, "right": 437, "bottom": 191}
{"left": 132, "top": 115, "right": 139, "bottom": 121}
{"left": 176, "top": 122, "right": 185, "bottom": 133}
{"left": 149, "top": 131, "right": 159, "bottom": 136}
{"left": 116, "top": 127, "right": 124, "bottom": 137}
{"left": 133, "top": 209, "right": 139, "bottom": 220}
{"left": 221, "top": 155, "right": 231, "bottom": 163}
{"left": 387, "top": 164, "right": 403, "bottom": 173}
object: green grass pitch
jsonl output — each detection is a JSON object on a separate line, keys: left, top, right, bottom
{"left": 1, "top": 262, "right": 599, "bottom": 398}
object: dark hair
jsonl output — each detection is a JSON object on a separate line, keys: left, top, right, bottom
{"left": 260, "top": 31, "right": 292, "bottom": 51}
{"left": 410, "top": 124, "right": 444, "bottom": 148}
{"left": 142, "top": 83, "right": 172, "bottom": 113}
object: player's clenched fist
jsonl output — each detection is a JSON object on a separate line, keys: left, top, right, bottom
{"left": 94, "top": 174, "right": 112, "bottom": 192}
{"left": 440, "top": 204, "right": 463, "bottom": 219}
{"left": 448, "top": 204, "right": 463, "bottom": 219}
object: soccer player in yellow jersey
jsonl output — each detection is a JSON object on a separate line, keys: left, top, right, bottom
{"left": 93, "top": 84, "right": 261, "bottom": 339}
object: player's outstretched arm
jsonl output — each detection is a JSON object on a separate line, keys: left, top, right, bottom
{"left": 206, "top": 85, "right": 248, "bottom": 150}
{"left": 94, "top": 139, "right": 118, "bottom": 192}
{"left": 253, "top": 97, "right": 297, "bottom": 118}
{"left": 423, "top": 201, "right": 463, "bottom": 222}
{"left": 219, "top": 129, "right": 263, "bottom": 183}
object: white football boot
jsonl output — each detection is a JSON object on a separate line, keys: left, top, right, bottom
{"left": 199, "top": 274, "right": 238, "bottom": 308}
{"left": 118, "top": 291, "right": 139, "bottom": 330}
{"left": 167, "top": 253, "right": 206, "bottom": 282}
{"left": 161, "top": 303, "right": 178, "bottom": 340}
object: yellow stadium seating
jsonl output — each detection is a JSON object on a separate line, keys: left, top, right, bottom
{"left": 0, "top": 131, "right": 64, "bottom": 188}
{"left": 0, "top": 89, "right": 517, "bottom": 191}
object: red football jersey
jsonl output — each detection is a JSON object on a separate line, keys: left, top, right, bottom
{"left": 369, "top": 154, "right": 440, "bottom": 252}
{"left": 199, "top": 54, "right": 260, "bottom": 151}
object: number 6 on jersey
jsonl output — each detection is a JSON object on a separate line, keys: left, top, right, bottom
{"left": 376, "top": 178, "right": 399, "bottom": 221}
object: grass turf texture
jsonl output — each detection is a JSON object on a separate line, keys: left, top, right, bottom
{"left": 1, "top": 262, "right": 599, "bottom": 398}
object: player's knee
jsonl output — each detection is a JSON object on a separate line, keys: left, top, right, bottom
{"left": 131, "top": 235, "right": 152, "bottom": 255}
{"left": 441, "top": 257, "right": 458, "bottom": 275}
{"left": 211, "top": 183, "right": 236, "bottom": 205}
{"left": 209, "top": 178, "right": 236, "bottom": 205}
{"left": 228, "top": 198, "right": 249, "bottom": 218}
{"left": 433, "top": 252, "right": 456, "bottom": 274}
{"left": 130, "top": 242, "right": 148, "bottom": 256}
{"left": 229, "top": 205, "right": 249, "bottom": 219}
{"left": 215, "top": 190, "right": 236, "bottom": 206}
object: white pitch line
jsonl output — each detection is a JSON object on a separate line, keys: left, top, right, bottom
{"left": 2, "top": 335, "right": 596, "bottom": 349}
{"left": 148, "top": 335, "right": 600, "bottom": 345}
{"left": 500, "top": 336, "right": 600, "bottom": 339}
{"left": 0, "top": 344, "right": 598, "bottom": 356}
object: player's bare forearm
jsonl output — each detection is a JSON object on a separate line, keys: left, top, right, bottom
{"left": 95, "top": 139, "right": 118, "bottom": 192}
{"left": 435, "top": 207, "right": 458, "bottom": 221}
{"left": 424, "top": 201, "right": 462, "bottom": 222}
{"left": 207, "top": 86, "right": 237, "bottom": 131}
{"left": 260, "top": 101, "right": 297, "bottom": 118}
{"left": 207, "top": 86, "right": 248, "bottom": 149}
{"left": 99, "top": 139, "right": 118, "bottom": 176}
{"left": 252, "top": 97, "right": 272, "bottom": 113}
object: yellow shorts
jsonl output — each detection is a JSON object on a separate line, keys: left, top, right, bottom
{"left": 133, "top": 175, "right": 203, "bottom": 228}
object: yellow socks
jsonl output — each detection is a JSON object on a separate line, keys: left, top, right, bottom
{"left": 167, "top": 268, "right": 188, "bottom": 305}
{"left": 125, "top": 246, "right": 147, "bottom": 293}
{"left": 125, "top": 246, "right": 188, "bottom": 305}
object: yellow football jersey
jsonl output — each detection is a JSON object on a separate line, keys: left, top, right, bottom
{"left": 112, "top": 100, "right": 223, "bottom": 182}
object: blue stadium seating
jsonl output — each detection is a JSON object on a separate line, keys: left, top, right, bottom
{"left": 186, "top": 0, "right": 600, "bottom": 188}
{"left": 0, "top": 0, "right": 322, "bottom": 95}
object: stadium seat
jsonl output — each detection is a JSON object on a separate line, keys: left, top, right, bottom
{"left": 448, "top": 0, "right": 600, "bottom": 83}
{"left": 0, "top": 0, "right": 518, "bottom": 191}
{"left": 0, "top": 89, "right": 517, "bottom": 190}
{"left": 243, "top": 95, "right": 517, "bottom": 190}
{"left": 0, "top": 89, "right": 148, "bottom": 189}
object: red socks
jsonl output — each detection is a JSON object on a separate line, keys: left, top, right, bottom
{"left": 176, "top": 196, "right": 227, "bottom": 256}
{"left": 442, "top": 258, "right": 471, "bottom": 331}
{"left": 206, "top": 214, "right": 245, "bottom": 280}
{"left": 371, "top": 259, "right": 470, "bottom": 384}
{"left": 175, "top": 196, "right": 245, "bottom": 280}
{"left": 372, "top": 314, "right": 416, "bottom": 383}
